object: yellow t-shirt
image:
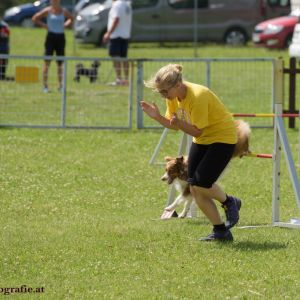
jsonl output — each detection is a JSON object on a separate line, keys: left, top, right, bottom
{"left": 165, "top": 81, "right": 237, "bottom": 145}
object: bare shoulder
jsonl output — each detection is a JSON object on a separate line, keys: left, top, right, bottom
{"left": 32, "top": 6, "right": 50, "bottom": 19}
{"left": 42, "top": 6, "right": 51, "bottom": 14}
{"left": 63, "top": 8, "right": 73, "bottom": 18}
{"left": 39, "top": 6, "right": 51, "bottom": 16}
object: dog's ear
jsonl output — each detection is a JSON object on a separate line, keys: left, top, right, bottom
{"left": 93, "top": 60, "right": 100, "bottom": 67}
{"left": 164, "top": 156, "right": 174, "bottom": 162}
{"left": 176, "top": 156, "right": 184, "bottom": 162}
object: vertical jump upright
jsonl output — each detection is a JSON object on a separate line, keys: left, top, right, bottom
{"left": 149, "top": 58, "right": 300, "bottom": 226}
{"left": 272, "top": 58, "right": 300, "bottom": 228}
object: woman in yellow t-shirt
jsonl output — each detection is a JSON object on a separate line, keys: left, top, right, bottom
{"left": 141, "top": 64, "right": 241, "bottom": 242}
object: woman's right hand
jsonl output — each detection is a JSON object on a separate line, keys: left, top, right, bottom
{"left": 140, "top": 101, "right": 160, "bottom": 119}
{"left": 102, "top": 32, "right": 110, "bottom": 44}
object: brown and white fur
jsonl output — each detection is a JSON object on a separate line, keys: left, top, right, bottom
{"left": 161, "top": 120, "right": 251, "bottom": 218}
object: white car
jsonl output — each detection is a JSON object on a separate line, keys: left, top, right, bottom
{"left": 289, "top": 23, "right": 300, "bottom": 57}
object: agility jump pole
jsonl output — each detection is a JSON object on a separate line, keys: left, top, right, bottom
{"left": 245, "top": 153, "right": 272, "bottom": 159}
{"left": 272, "top": 58, "right": 300, "bottom": 228}
{"left": 233, "top": 113, "right": 300, "bottom": 118}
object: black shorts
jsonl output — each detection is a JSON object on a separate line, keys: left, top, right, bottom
{"left": 44, "top": 32, "right": 65, "bottom": 64}
{"left": 109, "top": 38, "right": 129, "bottom": 57}
{"left": 187, "top": 142, "right": 236, "bottom": 188}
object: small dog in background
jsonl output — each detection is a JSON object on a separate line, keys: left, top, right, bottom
{"left": 161, "top": 120, "right": 251, "bottom": 218}
{"left": 74, "top": 60, "right": 100, "bottom": 83}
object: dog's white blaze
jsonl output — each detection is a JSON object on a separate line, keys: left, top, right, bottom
{"left": 173, "top": 178, "right": 188, "bottom": 193}
{"left": 161, "top": 172, "right": 168, "bottom": 181}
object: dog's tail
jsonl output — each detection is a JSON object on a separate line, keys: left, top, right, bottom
{"left": 233, "top": 119, "right": 251, "bottom": 158}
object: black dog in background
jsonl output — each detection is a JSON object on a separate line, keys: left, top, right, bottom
{"left": 74, "top": 60, "right": 100, "bottom": 83}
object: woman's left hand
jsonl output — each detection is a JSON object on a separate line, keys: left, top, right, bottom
{"left": 140, "top": 101, "right": 161, "bottom": 119}
{"left": 170, "top": 113, "right": 180, "bottom": 127}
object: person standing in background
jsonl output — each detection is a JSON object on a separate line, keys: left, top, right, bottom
{"left": 32, "top": 0, "right": 73, "bottom": 93}
{"left": 0, "top": 21, "right": 10, "bottom": 80}
{"left": 103, "top": 0, "right": 132, "bottom": 86}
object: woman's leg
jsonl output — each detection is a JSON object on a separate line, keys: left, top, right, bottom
{"left": 192, "top": 183, "right": 241, "bottom": 229}
{"left": 188, "top": 143, "right": 238, "bottom": 241}
{"left": 196, "top": 184, "right": 226, "bottom": 203}
{"left": 57, "top": 62, "right": 63, "bottom": 90}
{"left": 44, "top": 33, "right": 53, "bottom": 91}
{"left": 43, "top": 61, "right": 50, "bottom": 90}
{"left": 190, "top": 186, "right": 223, "bottom": 225}
{"left": 55, "top": 34, "right": 65, "bottom": 90}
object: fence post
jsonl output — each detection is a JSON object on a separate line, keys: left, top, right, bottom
{"left": 288, "top": 57, "right": 296, "bottom": 129}
{"left": 283, "top": 57, "right": 300, "bottom": 129}
{"left": 136, "top": 59, "right": 144, "bottom": 129}
{"left": 128, "top": 60, "right": 134, "bottom": 129}
{"left": 272, "top": 58, "right": 284, "bottom": 224}
{"left": 205, "top": 60, "right": 211, "bottom": 88}
{"left": 61, "top": 58, "right": 67, "bottom": 128}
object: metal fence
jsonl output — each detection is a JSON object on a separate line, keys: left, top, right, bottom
{"left": 0, "top": 55, "right": 133, "bottom": 129}
{"left": 136, "top": 58, "right": 276, "bottom": 129}
{"left": 0, "top": 55, "right": 277, "bottom": 129}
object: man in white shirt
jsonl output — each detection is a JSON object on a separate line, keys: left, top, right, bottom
{"left": 103, "top": 0, "right": 132, "bottom": 85}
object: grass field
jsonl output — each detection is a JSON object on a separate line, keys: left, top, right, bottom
{"left": 7, "top": 27, "right": 291, "bottom": 59}
{"left": 1, "top": 28, "right": 300, "bottom": 299}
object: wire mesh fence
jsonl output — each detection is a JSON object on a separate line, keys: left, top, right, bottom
{"left": 0, "top": 56, "right": 281, "bottom": 129}
{"left": 137, "top": 58, "right": 276, "bottom": 129}
{"left": 0, "top": 55, "right": 133, "bottom": 129}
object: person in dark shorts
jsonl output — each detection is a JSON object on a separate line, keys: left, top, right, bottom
{"left": 141, "top": 64, "right": 242, "bottom": 242}
{"left": 32, "top": 0, "right": 72, "bottom": 93}
{"left": 0, "top": 20, "right": 10, "bottom": 80}
{"left": 103, "top": 0, "right": 132, "bottom": 85}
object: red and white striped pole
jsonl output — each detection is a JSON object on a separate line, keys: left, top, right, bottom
{"left": 245, "top": 153, "right": 273, "bottom": 159}
{"left": 233, "top": 113, "right": 300, "bottom": 118}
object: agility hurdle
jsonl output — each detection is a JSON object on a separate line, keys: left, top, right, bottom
{"left": 270, "top": 59, "right": 300, "bottom": 227}
{"left": 239, "top": 59, "right": 300, "bottom": 228}
{"left": 233, "top": 113, "right": 300, "bottom": 118}
{"left": 245, "top": 153, "right": 272, "bottom": 159}
{"left": 150, "top": 58, "right": 300, "bottom": 227}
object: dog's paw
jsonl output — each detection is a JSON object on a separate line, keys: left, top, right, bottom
{"left": 165, "top": 205, "right": 174, "bottom": 211}
{"left": 178, "top": 212, "right": 187, "bottom": 218}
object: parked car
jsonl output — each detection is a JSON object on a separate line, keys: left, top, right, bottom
{"left": 4, "top": 0, "right": 48, "bottom": 27}
{"left": 289, "top": 23, "right": 300, "bottom": 57}
{"left": 252, "top": 11, "right": 298, "bottom": 48}
{"left": 74, "top": 0, "right": 291, "bottom": 46}
{"left": 74, "top": 0, "right": 105, "bottom": 15}
{"left": 0, "top": 20, "right": 10, "bottom": 80}
{"left": 3, "top": 0, "right": 77, "bottom": 27}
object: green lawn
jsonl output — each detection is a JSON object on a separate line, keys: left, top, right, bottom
{"left": 1, "top": 28, "right": 300, "bottom": 299}
{"left": 1, "top": 127, "right": 300, "bottom": 299}
{"left": 8, "top": 27, "right": 291, "bottom": 59}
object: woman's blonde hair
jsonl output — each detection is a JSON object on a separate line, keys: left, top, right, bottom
{"left": 144, "top": 64, "right": 183, "bottom": 92}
